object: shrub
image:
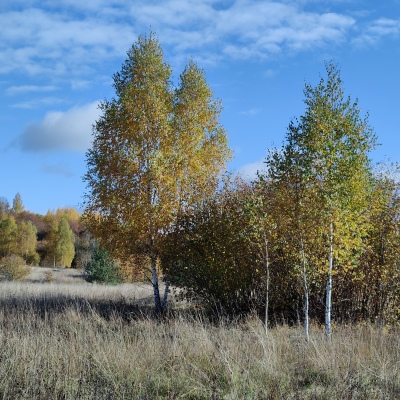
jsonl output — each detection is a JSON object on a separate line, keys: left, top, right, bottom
{"left": 44, "top": 271, "right": 54, "bottom": 283}
{"left": 0, "top": 254, "right": 30, "bottom": 281}
{"left": 84, "top": 245, "right": 121, "bottom": 284}
{"left": 163, "top": 184, "right": 267, "bottom": 315}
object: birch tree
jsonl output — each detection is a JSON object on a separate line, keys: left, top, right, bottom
{"left": 0, "top": 216, "right": 18, "bottom": 257}
{"left": 56, "top": 217, "right": 75, "bottom": 268}
{"left": 265, "top": 135, "right": 321, "bottom": 342}
{"left": 17, "top": 220, "right": 39, "bottom": 265}
{"left": 83, "top": 33, "right": 231, "bottom": 314}
{"left": 277, "top": 63, "right": 376, "bottom": 338}
{"left": 244, "top": 180, "right": 278, "bottom": 334}
{"left": 12, "top": 193, "right": 24, "bottom": 215}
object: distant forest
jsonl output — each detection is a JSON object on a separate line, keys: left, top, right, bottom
{"left": 0, "top": 193, "right": 88, "bottom": 269}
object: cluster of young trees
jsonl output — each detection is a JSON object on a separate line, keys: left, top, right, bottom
{"left": 82, "top": 32, "right": 400, "bottom": 333}
{"left": 0, "top": 195, "right": 91, "bottom": 269}
{"left": 0, "top": 194, "right": 40, "bottom": 265}
{"left": 168, "top": 66, "right": 400, "bottom": 334}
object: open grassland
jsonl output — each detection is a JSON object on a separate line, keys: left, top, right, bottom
{"left": 0, "top": 282, "right": 400, "bottom": 399}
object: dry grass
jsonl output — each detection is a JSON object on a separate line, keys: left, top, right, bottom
{"left": 26, "top": 266, "right": 96, "bottom": 284}
{"left": 0, "top": 282, "right": 399, "bottom": 399}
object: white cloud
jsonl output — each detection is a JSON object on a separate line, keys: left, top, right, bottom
{"left": 70, "top": 80, "right": 91, "bottom": 90}
{"left": 6, "top": 85, "right": 58, "bottom": 95}
{"left": 0, "top": 1, "right": 358, "bottom": 80}
{"left": 369, "top": 18, "right": 400, "bottom": 35}
{"left": 240, "top": 108, "right": 261, "bottom": 116}
{"left": 0, "top": 7, "right": 136, "bottom": 77}
{"left": 19, "top": 101, "right": 100, "bottom": 152}
{"left": 353, "top": 18, "right": 400, "bottom": 46}
{"left": 10, "top": 96, "right": 67, "bottom": 109}
{"left": 238, "top": 158, "right": 267, "bottom": 179}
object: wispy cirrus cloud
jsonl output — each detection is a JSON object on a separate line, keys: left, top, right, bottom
{"left": 10, "top": 96, "right": 67, "bottom": 109}
{"left": 6, "top": 85, "right": 58, "bottom": 95}
{"left": 353, "top": 18, "right": 400, "bottom": 45}
{"left": 240, "top": 108, "right": 261, "bottom": 116}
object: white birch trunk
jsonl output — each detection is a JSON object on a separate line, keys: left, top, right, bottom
{"left": 162, "top": 280, "right": 170, "bottom": 310}
{"left": 325, "top": 221, "right": 333, "bottom": 340}
{"left": 264, "top": 235, "right": 269, "bottom": 335}
{"left": 300, "top": 236, "right": 309, "bottom": 342}
{"left": 151, "top": 256, "right": 163, "bottom": 314}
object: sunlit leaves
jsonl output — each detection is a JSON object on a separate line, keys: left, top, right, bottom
{"left": 83, "top": 33, "right": 231, "bottom": 312}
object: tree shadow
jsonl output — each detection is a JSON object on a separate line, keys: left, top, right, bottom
{"left": 0, "top": 292, "right": 157, "bottom": 322}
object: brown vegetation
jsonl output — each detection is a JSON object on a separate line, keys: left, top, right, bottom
{"left": 0, "top": 282, "right": 399, "bottom": 399}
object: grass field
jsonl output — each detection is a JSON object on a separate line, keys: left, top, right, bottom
{"left": 0, "top": 278, "right": 399, "bottom": 399}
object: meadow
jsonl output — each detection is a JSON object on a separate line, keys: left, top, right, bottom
{"left": 0, "top": 277, "right": 399, "bottom": 399}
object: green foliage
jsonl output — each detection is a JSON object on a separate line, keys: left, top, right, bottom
{"left": 56, "top": 217, "right": 75, "bottom": 267}
{"left": 17, "top": 220, "right": 40, "bottom": 265}
{"left": 0, "top": 254, "right": 30, "bottom": 281}
{"left": 0, "top": 196, "right": 10, "bottom": 215}
{"left": 12, "top": 192, "right": 24, "bottom": 214}
{"left": 0, "top": 215, "right": 18, "bottom": 257}
{"left": 164, "top": 62, "right": 390, "bottom": 326}
{"left": 164, "top": 179, "right": 267, "bottom": 314}
{"left": 264, "top": 62, "right": 377, "bottom": 335}
{"left": 0, "top": 200, "right": 84, "bottom": 268}
{"left": 84, "top": 245, "right": 121, "bottom": 284}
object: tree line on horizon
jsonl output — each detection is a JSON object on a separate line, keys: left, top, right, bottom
{"left": 0, "top": 194, "right": 88, "bottom": 270}
{"left": 0, "top": 194, "right": 151, "bottom": 283}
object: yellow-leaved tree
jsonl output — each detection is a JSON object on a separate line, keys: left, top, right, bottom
{"left": 56, "top": 217, "right": 75, "bottom": 268}
{"left": 267, "top": 63, "right": 376, "bottom": 339}
{"left": 83, "top": 33, "right": 231, "bottom": 314}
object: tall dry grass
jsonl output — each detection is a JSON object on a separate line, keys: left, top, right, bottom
{"left": 0, "top": 282, "right": 399, "bottom": 399}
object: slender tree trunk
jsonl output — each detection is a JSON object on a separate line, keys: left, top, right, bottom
{"left": 151, "top": 255, "right": 163, "bottom": 315}
{"left": 162, "top": 279, "right": 170, "bottom": 310}
{"left": 264, "top": 234, "right": 269, "bottom": 335}
{"left": 325, "top": 221, "right": 333, "bottom": 340}
{"left": 300, "top": 236, "right": 309, "bottom": 342}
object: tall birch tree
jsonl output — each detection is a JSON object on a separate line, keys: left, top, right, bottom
{"left": 12, "top": 193, "right": 24, "bottom": 215}
{"left": 285, "top": 63, "right": 375, "bottom": 338}
{"left": 266, "top": 63, "right": 376, "bottom": 339}
{"left": 56, "top": 217, "right": 75, "bottom": 268}
{"left": 83, "top": 33, "right": 231, "bottom": 314}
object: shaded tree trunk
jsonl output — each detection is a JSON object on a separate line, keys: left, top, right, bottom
{"left": 151, "top": 255, "right": 163, "bottom": 315}
{"left": 162, "top": 280, "right": 170, "bottom": 310}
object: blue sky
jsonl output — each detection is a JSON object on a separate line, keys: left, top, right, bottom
{"left": 1, "top": 0, "right": 399, "bottom": 215}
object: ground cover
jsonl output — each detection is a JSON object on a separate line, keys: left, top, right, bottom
{"left": 0, "top": 281, "right": 399, "bottom": 399}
